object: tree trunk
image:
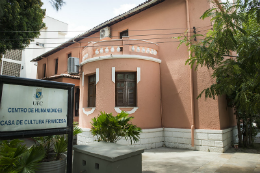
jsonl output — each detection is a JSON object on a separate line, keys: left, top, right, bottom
{"left": 249, "top": 116, "right": 253, "bottom": 146}
{"left": 237, "top": 115, "right": 242, "bottom": 147}
{"left": 245, "top": 119, "right": 249, "bottom": 147}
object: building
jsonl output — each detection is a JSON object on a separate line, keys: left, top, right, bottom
{"left": 0, "top": 16, "right": 68, "bottom": 79}
{"left": 31, "top": 0, "right": 237, "bottom": 152}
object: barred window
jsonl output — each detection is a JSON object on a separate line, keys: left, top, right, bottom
{"left": 55, "top": 58, "right": 58, "bottom": 74}
{"left": 43, "top": 63, "right": 46, "bottom": 78}
{"left": 88, "top": 75, "right": 96, "bottom": 107}
{"left": 115, "top": 72, "right": 136, "bottom": 107}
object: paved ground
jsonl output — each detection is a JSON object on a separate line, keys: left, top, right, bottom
{"left": 142, "top": 133, "right": 260, "bottom": 173}
{"left": 142, "top": 147, "right": 260, "bottom": 173}
{"left": 21, "top": 133, "right": 260, "bottom": 173}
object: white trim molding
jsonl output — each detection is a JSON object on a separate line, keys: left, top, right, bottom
{"left": 82, "top": 107, "right": 95, "bottom": 116}
{"left": 80, "top": 55, "right": 161, "bottom": 66}
{"left": 1, "top": 59, "right": 3, "bottom": 75}
{"left": 112, "top": 67, "right": 115, "bottom": 83}
{"left": 82, "top": 72, "right": 84, "bottom": 87}
{"left": 137, "top": 67, "right": 141, "bottom": 83}
{"left": 96, "top": 68, "right": 99, "bottom": 84}
{"left": 114, "top": 107, "right": 138, "bottom": 114}
{"left": 2, "top": 57, "right": 22, "bottom": 64}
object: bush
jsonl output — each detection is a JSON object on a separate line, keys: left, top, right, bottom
{"left": 91, "top": 111, "right": 141, "bottom": 144}
{"left": 0, "top": 139, "right": 45, "bottom": 173}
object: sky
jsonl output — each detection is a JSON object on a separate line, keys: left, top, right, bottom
{"left": 41, "top": 0, "right": 147, "bottom": 39}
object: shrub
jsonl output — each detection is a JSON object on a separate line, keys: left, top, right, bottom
{"left": 0, "top": 139, "right": 45, "bottom": 173}
{"left": 91, "top": 111, "right": 141, "bottom": 144}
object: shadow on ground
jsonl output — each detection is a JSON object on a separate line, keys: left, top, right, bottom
{"left": 142, "top": 147, "right": 260, "bottom": 173}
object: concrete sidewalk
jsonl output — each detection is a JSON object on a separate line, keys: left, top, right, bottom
{"left": 142, "top": 147, "right": 260, "bottom": 173}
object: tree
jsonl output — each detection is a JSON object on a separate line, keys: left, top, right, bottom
{"left": 0, "top": 0, "right": 65, "bottom": 60}
{"left": 178, "top": 0, "right": 260, "bottom": 147}
{"left": 49, "top": 0, "right": 65, "bottom": 11}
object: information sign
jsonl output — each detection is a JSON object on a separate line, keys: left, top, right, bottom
{"left": 0, "top": 84, "right": 68, "bottom": 131}
{"left": 0, "top": 75, "right": 74, "bottom": 173}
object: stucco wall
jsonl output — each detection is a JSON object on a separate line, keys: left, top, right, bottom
{"left": 48, "top": 78, "right": 80, "bottom": 122}
{"left": 37, "top": 0, "right": 236, "bottom": 130}
{"left": 80, "top": 58, "right": 161, "bottom": 129}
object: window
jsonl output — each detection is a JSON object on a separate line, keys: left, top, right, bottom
{"left": 120, "top": 30, "right": 128, "bottom": 39}
{"left": 43, "top": 63, "right": 46, "bottom": 78}
{"left": 36, "top": 42, "right": 44, "bottom": 47}
{"left": 88, "top": 75, "right": 96, "bottom": 107}
{"left": 115, "top": 72, "right": 136, "bottom": 107}
{"left": 68, "top": 53, "right": 72, "bottom": 59}
{"left": 75, "top": 88, "right": 80, "bottom": 116}
{"left": 55, "top": 58, "right": 58, "bottom": 74}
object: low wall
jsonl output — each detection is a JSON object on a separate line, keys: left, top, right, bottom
{"left": 164, "top": 127, "right": 235, "bottom": 152}
{"left": 77, "top": 127, "right": 237, "bottom": 153}
{"left": 77, "top": 128, "right": 164, "bottom": 149}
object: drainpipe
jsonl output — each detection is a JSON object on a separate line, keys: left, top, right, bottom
{"left": 185, "top": 0, "right": 195, "bottom": 147}
{"left": 46, "top": 57, "right": 48, "bottom": 78}
{"left": 73, "top": 39, "right": 82, "bottom": 62}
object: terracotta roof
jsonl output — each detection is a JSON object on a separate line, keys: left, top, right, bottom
{"left": 41, "top": 74, "right": 80, "bottom": 80}
{"left": 31, "top": 0, "right": 165, "bottom": 62}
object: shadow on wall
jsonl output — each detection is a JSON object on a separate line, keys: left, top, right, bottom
{"left": 193, "top": 66, "right": 215, "bottom": 129}
{"left": 193, "top": 66, "right": 235, "bottom": 129}
{"left": 161, "top": 55, "right": 191, "bottom": 128}
{"left": 218, "top": 95, "right": 235, "bottom": 129}
{"left": 193, "top": 67, "right": 200, "bottom": 129}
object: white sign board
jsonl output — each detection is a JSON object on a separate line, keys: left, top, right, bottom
{"left": 0, "top": 84, "right": 68, "bottom": 131}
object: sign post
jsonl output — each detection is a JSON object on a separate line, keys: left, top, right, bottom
{"left": 0, "top": 75, "right": 74, "bottom": 173}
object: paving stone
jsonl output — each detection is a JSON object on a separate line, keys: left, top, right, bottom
{"left": 142, "top": 147, "right": 259, "bottom": 173}
{"left": 216, "top": 164, "right": 255, "bottom": 173}
{"left": 194, "top": 161, "right": 224, "bottom": 173}
{"left": 254, "top": 167, "right": 260, "bottom": 173}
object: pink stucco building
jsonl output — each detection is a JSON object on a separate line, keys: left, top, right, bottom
{"left": 32, "top": 0, "right": 237, "bottom": 152}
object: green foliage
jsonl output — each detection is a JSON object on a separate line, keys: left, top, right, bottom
{"left": 0, "top": 123, "right": 81, "bottom": 172}
{"left": 33, "top": 122, "right": 82, "bottom": 161}
{"left": 0, "top": 0, "right": 66, "bottom": 59}
{"left": 91, "top": 111, "right": 142, "bottom": 144}
{"left": 0, "top": 0, "right": 6, "bottom": 18}
{"left": 0, "top": 139, "right": 45, "bottom": 173}
{"left": 49, "top": 0, "right": 65, "bottom": 11}
{"left": 73, "top": 122, "right": 83, "bottom": 136}
{"left": 177, "top": 0, "right": 260, "bottom": 147}
{"left": 0, "top": 0, "right": 46, "bottom": 56}
{"left": 54, "top": 135, "right": 67, "bottom": 160}
{"left": 17, "top": 145, "right": 45, "bottom": 173}
{"left": 33, "top": 136, "right": 55, "bottom": 161}
{"left": 256, "top": 117, "right": 260, "bottom": 129}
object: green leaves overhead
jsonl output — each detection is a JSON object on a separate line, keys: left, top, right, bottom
{"left": 49, "top": 0, "right": 65, "bottom": 11}
{"left": 0, "top": 0, "right": 45, "bottom": 56}
{"left": 179, "top": 0, "right": 260, "bottom": 115}
{"left": 177, "top": 0, "right": 260, "bottom": 147}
